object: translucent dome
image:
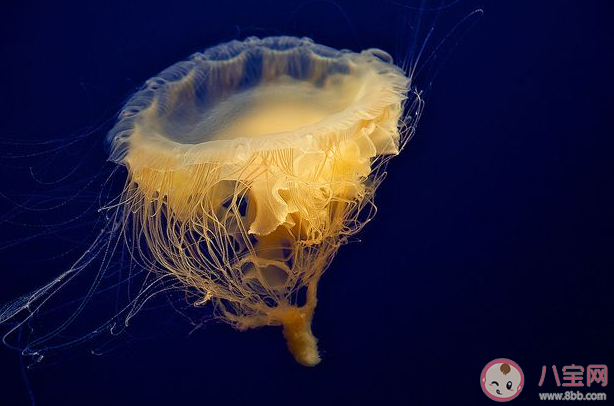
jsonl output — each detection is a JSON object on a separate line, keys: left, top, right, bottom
{"left": 107, "top": 36, "right": 408, "bottom": 168}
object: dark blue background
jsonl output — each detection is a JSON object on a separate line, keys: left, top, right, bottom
{"left": 1, "top": 1, "right": 613, "bottom": 405}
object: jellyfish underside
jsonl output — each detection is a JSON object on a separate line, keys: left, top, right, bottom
{"left": 107, "top": 37, "right": 410, "bottom": 366}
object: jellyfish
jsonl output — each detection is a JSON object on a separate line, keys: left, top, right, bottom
{"left": 0, "top": 36, "right": 423, "bottom": 366}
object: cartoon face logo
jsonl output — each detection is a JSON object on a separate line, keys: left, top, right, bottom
{"left": 481, "top": 359, "right": 524, "bottom": 401}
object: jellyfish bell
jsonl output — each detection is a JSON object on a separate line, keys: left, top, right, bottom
{"left": 106, "top": 36, "right": 415, "bottom": 366}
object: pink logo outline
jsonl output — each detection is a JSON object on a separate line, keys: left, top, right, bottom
{"left": 481, "top": 358, "right": 524, "bottom": 402}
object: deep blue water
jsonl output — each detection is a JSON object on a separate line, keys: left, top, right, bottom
{"left": 1, "top": 1, "right": 613, "bottom": 405}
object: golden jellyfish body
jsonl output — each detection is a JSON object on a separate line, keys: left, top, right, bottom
{"left": 107, "top": 36, "right": 418, "bottom": 366}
